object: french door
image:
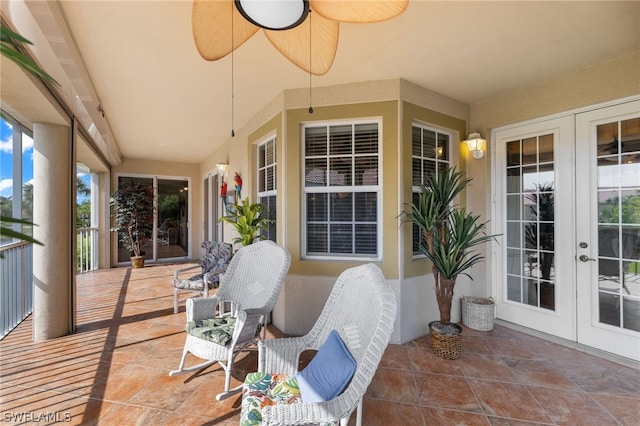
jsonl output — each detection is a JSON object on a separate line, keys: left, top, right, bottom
{"left": 575, "top": 101, "right": 640, "bottom": 360}
{"left": 494, "top": 99, "right": 640, "bottom": 361}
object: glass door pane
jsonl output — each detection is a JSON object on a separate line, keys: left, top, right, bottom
{"left": 116, "top": 176, "right": 153, "bottom": 263}
{"left": 505, "top": 134, "right": 556, "bottom": 310}
{"left": 596, "top": 118, "right": 640, "bottom": 331}
{"left": 157, "top": 179, "right": 189, "bottom": 260}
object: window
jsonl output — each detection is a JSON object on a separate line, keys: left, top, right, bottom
{"left": 303, "top": 121, "right": 380, "bottom": 259}
{"left": 411, "top": 123, "right": 451, "bottom": 254}
{"left": 257, "top": 136, "right": 277, "bottom": 242}
{"left": 0, "top": 112, "right": 34, "bottom": 246}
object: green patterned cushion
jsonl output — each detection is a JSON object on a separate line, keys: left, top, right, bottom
{"left": 185, "top": 317, "right": 236, "bottom": 345}
{"left": 240, "top": 372, "right": 301, "bottom": 426}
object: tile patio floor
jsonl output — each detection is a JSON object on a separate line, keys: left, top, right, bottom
{"left": 1, "top": 263, "right": 639, "bottom": 425}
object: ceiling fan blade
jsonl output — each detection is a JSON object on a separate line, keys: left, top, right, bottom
{"left": 265, "top": 12, "right": 338, "bottom": 75}
{"left": 192, "top": 0, "right": 259, "bottom": 61}
{"left": 309, "top": 0, "right": 408, "bottom": 23}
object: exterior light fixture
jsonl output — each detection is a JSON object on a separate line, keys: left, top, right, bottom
{"left": 235, "top": 0, "right": 309, "bottom": 31}
{"left": 463, "top": 132, "right": 487, "bottom": 159}
{"left": 216, "top": 163, "right": 229, "bottom": 178}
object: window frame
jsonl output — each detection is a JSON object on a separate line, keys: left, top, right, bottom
{"left": 411, "top": 121, "right": 453, "bottom": 258}
{"left": 256, "top": 133, "right": 277, "bottom": 242}
{"left": 301, "top": 118, "right": 382, "bottom": 261}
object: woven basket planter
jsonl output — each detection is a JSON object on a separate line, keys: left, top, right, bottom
{"left": 428, "top": 321, "right": 462, "bottom": 360}
{"left": 130, "top": 256, "right": 145, "bottom": 269}
{"left": 462, "top": 296, "right": 495, "bottom": 331}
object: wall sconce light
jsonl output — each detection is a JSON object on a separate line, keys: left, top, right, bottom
{"left": 463, "top": 132, "right": 487, "bottom": 159}
{"left": 216, "top": 163, "right": 229, "bottom": 178}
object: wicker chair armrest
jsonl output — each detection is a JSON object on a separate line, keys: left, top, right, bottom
{"left": 173, "top": 264, "right": 201, "bottom": 281}
{"left": 229, "top": 310, "right": 265, "bottom": 347}
{"left": 185, "top": 296, "right": 222, "bottom": 322}
{"left": 258, "top": 336, "right": 309, "bottom": 376}
{"left": 203, "top": 267, "right": 227, "bottom": 285}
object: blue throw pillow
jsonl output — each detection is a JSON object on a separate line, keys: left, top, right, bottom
{"left": 297, "top": 330, "right": 357, "bottom": 403}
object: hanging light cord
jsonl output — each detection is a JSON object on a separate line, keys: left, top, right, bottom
{"left": 231, "top": 5, "right": 236, "bottom": 137}
{"left": 308, "top": 9, "right": 313, "bottom": 114}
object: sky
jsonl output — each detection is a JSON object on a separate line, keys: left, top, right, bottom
{"left": 1, "top": 117, "right": 90, "bottom": 203}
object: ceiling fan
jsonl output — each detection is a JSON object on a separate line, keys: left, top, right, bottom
{"left": 192, "top": 0, "right": 409, "bottom": 75}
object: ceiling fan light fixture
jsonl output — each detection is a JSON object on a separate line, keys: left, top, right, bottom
{"left": 235, "top": 0, "right": 309, "bottom": 30}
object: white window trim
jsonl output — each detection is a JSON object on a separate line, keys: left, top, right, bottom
{"left": 256, "top": 133, "right": 277, "bottom": 242}
{"left": 301, "top": 118, "right": 383, "bottom": 261}
{"left": 410, "top": 121, "right": 458, "bottom": 259}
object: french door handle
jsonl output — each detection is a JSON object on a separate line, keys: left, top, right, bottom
{"left": 578, "top": 254, "right": 596, "bottom": 262}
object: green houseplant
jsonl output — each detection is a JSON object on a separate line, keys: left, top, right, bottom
{"left": 109, "top": 184, "right": 155, "bottom": 267}
{"left": 219, "top": 197, "right": 269, "bottom": 247}
{"left": 400, "top": 167, "right": 495, "bottom": 359}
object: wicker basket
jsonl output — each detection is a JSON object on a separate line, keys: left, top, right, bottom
{"left": 462, "top": 296, "right": 495, "bottom": 331}
{"left": 130, "top": 256, "right": 145, "bottom": 269}
{"left": 428, "top": 321, "right": 462, "bottom": 360}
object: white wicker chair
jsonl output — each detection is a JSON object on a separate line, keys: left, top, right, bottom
{"left": 243, "top": 263, "right": 397, "bottom": 426}
{"left": 169, "top": 240, "right": 291, "bottom": 400}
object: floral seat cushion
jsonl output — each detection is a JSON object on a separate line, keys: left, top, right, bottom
{"left": 240, "top": 372, "right": 301, "bottom": 426}
{"left": 172, "top": 273, "right": 213, "bottom": 291}
{"left": 185, "top": 317, "right": 236, "bottom": 346}
{"left": 171, "top": 241, "right": 232, "bottom": 291}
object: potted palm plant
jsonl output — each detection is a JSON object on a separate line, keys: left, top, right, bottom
{"left": 219, "top": 197, "right": 270, "bottom": 247}
{"left": 110, "top": 184, "right": 155, "bottom": 268}
{"left": 400, "top": 167, "right": 495, "bottom": 359}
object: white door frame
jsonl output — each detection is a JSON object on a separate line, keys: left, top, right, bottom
{"left": 575, "top": 99, "right": 640, "bottom": 361}
{"left": 491, "top": 95, "right": 640, "bottom": 361}
{"left": 492, "top": 116, "right": 576, "bottom": 340}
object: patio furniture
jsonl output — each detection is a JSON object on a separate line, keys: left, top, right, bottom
{"left": 171, "top": 241, "right": 233, "bottom": 314}
{"left": 169, "top": 240, "right": 291, "bottom": 400}
{"left": 240, "top": 263, "right": 397, "bottom": 426}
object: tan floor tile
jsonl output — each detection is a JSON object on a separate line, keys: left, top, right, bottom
{"left": 408, "top": 346, "right": 464, "bottom": 375}
{"left": 365, "top": 366, "right": 419, "bottom": 404}
{"left": 421, "top": 406, "right": 491, "bottom": 425}
{"left": 468, "top": 379, "right": 551, "bottom": 422}
{"left": 528, "top": 385, "right": 618, "bottom": 425}
{"left": 379, "top": 344, "right": 412, "bottom": 370}
{"left": 99, "top": 364, "right": 163, "bottom": 403}
{"left": 126, "top": 372, "right": 207, "bottom": 411}
{"left": 353, "top": 399, "right": 424, "bottom": 426}
{"left": 415, "top": 372, "right": 482, "bottom": 413}
{"left": 458, "top": 353, "right": 518, "bottom": 382}
{"left": 504, "top": 358, "right": 580, "bottom": 389}
{"left": 591, "top": 393, "right": 640, "bottom": 426}
{"left": 175, "top": 374, "right": 242, "bottom": 421}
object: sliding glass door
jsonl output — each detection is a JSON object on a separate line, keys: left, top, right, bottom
{"left": 116, "top": 175, "right": 189, "bottom": 264}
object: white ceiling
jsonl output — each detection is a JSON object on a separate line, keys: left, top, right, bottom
{"left": 13, "top": 1, "right": 640, "bottom": 164}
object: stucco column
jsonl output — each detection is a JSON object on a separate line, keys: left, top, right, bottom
{"left": 32, "top": 123, "right": 72, "bottom": 341}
